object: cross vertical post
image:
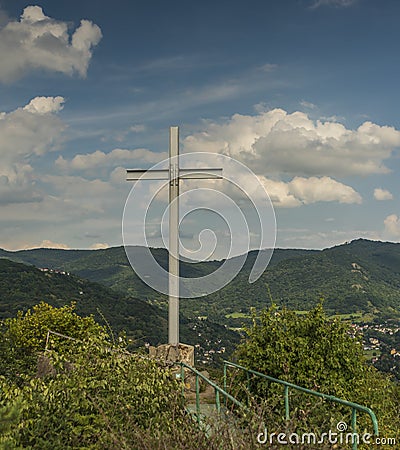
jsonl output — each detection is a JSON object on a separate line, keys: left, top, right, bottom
{"left": 126, "top": 126, "right": 222, "bottom": 348}
{"left": 169, "top": 126, "right": 179, "bottom": 345}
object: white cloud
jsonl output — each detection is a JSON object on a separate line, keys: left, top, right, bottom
{"left": 110, "top": 167, "right": 127, "bottom": 184}
{"left": 258, "top": 176, "right": 362, "bottom": 207}
{"left": 259, "top": 63, "right": 278, "bottom": 72}
{"left": 384, "top": 214, "right": 400, "bottom": 238}
{"left": 0, "top": 96, "right": 65, "bottom": 204}
{"left": 130, "top": 124, "right": 146, "bottom": 133}
{"left": 23, "top": 96, "right": 64, "bottom": 114}
{"left": 0, "top": 164, "right": 43, "bottom": 205}
{"left": 56, "top": 148, "right": 167, "bottom": 171}
{"left": 373, "top": 188, "right": 393, "bottom": 201}
{"left": 257, "top": 177, "right": 301, "bottom": 208}
{"left": 90, "top": 243, "right": 110, "bottom": 250}
{"left": 38, "top": 239, "right": 70, "bottom": 249}
{"left": 0, "top": 6, "right": 102, "bottom": 82}
{"left": 0, "top": 170, "right": 126, "bottom": 248}
{"left": 300, "top": 100, "right": 317, "bottom": 110}
{"left": 310, "top": 0, "right": 357, "bottom": 8}
{"left": 42, "top": 174, "right": 116, "bottom": 214}
{"left": 278, "top": 229, "right": 381, "bottom": 250}
{"left": 288, "top": 176, "right": 362, "bottom": 204}
{"left": 183, "top": 109, "right": 400, "bottom": 177}
{"left": 1, "top": 96, "right": 65, "bottom": 158}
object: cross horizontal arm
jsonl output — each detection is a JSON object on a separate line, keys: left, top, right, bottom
{"left": 126, "top": 169, "right": 169, "bottom": 181}
{"left": 126, "top": 167, "right": 223, "bottom": 181}
{"left": 179, "top": 168, "right": 223, "bottom": 179}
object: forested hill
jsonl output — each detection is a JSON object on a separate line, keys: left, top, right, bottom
{"left": 210, "top": 238, "right": 400, "bottom": 320}
{"left": 0, "top": 258, "right": 167, "bottom": 345}
{"left": 0, "top": 259, "right": 240, "bottom": 360}
{"left": 0, "top": 245, "right": 315, "bottom": 298}
{"left": 1, "top": 239, "right": 399, "bottom": 320}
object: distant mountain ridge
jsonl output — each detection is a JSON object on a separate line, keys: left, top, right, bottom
{"left": 212, "top": 238, "right": 400, "bottom": 319}
{"left": 0, "top": 258, "right": 240, "bottom": 364}
{"left": 1, "top": 239, "right": 399, "bottom": 322}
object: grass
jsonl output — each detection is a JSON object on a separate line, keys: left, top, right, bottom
{"left": 364, "top": 348, "right": 381, "bottom": 361}
{"left": 225, "top": 312, "right": 251, "bottom": 319}
{"left": 226, "top": 310, "right": 376, "bottom": 323}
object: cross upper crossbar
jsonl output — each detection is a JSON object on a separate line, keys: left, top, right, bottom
{"left": 126, "top": 167, "right": 223, "bottom": 181}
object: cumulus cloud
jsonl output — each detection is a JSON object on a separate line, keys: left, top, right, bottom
{"left": 258, "top": 176, "right": 362, "bottom": 207}
{"left": 56, "top": 148, "right": 167, "bottom": 171}
{"left": 373, "top": 188, "right": 393, "bottom": 201}
{"left": 0, "top": 164, "right": 43, "bottom": 205}
{"left": 183, "top": 109, "right": 400, "bottom": 177}
{"left": 257, "top": 177, "right": 301, "bottom": 208}
{"left": 0, "top": 5, "right": 102, "bottom": 82}
{"left": 0, "top": 96, "right": 65, "bottom": 204}
{"left": 384, "top": 214, "right": 400, "bottom": 237}
{"left": 288, "top": 176, "right": 362, "bottom": 204}
{"left": 23, "top": 96, "right": 65, "bottom": 114}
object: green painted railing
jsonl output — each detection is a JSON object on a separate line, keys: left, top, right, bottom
{"left": 223, "top": 360, "right": 379, "bottom": 450}
{"left": 176, "top": 362, "right": 244, "bottom": 425}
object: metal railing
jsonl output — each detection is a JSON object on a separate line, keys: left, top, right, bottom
{"left": 223, "top": 360, "right": 379, "bottom": 450}
{"left": 176, "top": 361, "right": 244, "bottom": 425}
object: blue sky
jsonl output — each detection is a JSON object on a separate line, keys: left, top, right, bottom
{"left": 1, "top": 0, "right": 400, "bottom": 254}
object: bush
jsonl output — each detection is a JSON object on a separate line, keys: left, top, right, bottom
{"left": 232, "top": 304, "right": 400, "bottom": 446}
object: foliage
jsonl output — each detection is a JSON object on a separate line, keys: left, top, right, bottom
{"left": 0, "top": 302, "right": 107, "bottom": 385}
{"left": 5, "top": 301, "right": 107, "bottom": 352}
{"left": 0, "top": 348, "right": 193, "bottom": 449}
{"left": 0, "top": 400, "right": 22, "bottom": 450}
{"left": 0, "top": 259, "right": 240, "bottom": 365}
{"left": 0, "top": 258, "right": 167, "bottom": 344}
{"left": 0, "top": 302, "right": 399, "bottom": 449}
{"left": 0, "top": 304, "right": 202, "bottom": 449}
{"left": 235, "top": 304, "right": 366, "bottom": 397}
{"left": 233, "top": 304, "right": 400, "bottom": 444}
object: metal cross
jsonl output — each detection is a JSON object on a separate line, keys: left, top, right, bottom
{"left": 126, "top": 126, "right": 222, "bottom": 345}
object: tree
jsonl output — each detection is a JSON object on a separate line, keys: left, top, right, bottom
{"left": 0, "top": 303, "right": 206, "bottom": 449}
{"left": 236, "top": 304, "right": 366, "bottom": 397}
{"left": 0, "top": 347, "right": 190, "bottom": 449}
{"left": 234, "top": 304, "right": 400, "bottom": 440}
{"left": 0, "top": 302, "right": 107, "bottom": 384}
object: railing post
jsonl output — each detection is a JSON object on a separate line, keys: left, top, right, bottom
{"left": 284, "top": 385, "right": 290, "bottom": 421}
{"left": 45, "top": 330, "right": 50, "bottom": 352}
{"left": 180, "top": 363, "right": 185, "bottom": 398}
{"left": 223, "top": 362, "right": 227, "bottom": 406}
{"left": 351, "top": 408, "right": 357, "bottom": 450}
{"left": 215, "top": 388, "right": 221, "bottom": 413}
{"left": 196, "top": 374, "right": 201, "bottom": 424}
{"left": 246, "top": 370, "right": 251, "bottom": 403}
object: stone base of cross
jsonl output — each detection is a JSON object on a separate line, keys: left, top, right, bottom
{"left": 149, "top": 342, "right": 194, "bottom": 366}
{"left": 126, "top": 126, "right": 222, "bottom": 350}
